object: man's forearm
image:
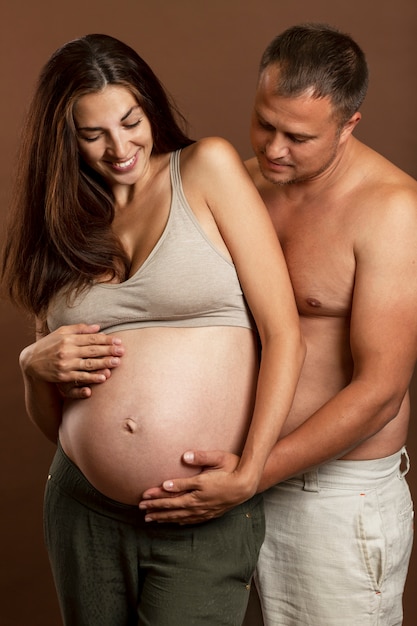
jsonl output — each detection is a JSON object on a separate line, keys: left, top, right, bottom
{"left": 257, "top": 381, "right": 404, "bottom": 492}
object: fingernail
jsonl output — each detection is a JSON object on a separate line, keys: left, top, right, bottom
{"left": 184, "top": 452, "right": 194, "bottom": 462}
{"left": 164, "top": 481, "right": 174, "bottom": 489}
{"left": 145, "top": 515, "right": 153, "bottom": 522}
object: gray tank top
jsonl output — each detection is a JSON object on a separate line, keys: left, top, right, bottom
{"left": 47, "top": 149, "right": 254, "bottom": 333}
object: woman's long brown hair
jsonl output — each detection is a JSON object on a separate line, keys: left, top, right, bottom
{"left": 1, "top": 34, "right": 193, "bottom": 319}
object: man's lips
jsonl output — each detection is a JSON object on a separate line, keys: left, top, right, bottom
{"left": 264, "top": 156, "right": 292, "bottom": 169}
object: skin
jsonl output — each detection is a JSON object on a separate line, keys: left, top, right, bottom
{"left": 19, "top": 323, "right": 124, "bottom": 440}
{"left": 20, "top": 84, "right": 304, "bottom": 506}
{"left": 136, "top": 63, "right": 417, "bottom": 523}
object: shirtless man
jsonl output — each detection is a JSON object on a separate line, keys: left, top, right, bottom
{"left": 139, "top": 24, "right": 417, "bottom": 625}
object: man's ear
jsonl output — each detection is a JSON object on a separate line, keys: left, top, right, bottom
{"left": 340, "top": 111, "right": 362, "bottom": 141}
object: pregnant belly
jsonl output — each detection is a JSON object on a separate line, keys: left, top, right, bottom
{"left": 59, "top": 327, "right": 259, "bottom": 504}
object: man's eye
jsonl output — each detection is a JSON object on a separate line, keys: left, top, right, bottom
{"left": 259, "top": 120, "right": 274, "bottom": 131}
{"left": 289, "top": 136, "right": 307, "bottom": 144}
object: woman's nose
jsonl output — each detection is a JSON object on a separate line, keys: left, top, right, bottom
{"left": 106, "top": 132, "right": 128, "bottom": 159}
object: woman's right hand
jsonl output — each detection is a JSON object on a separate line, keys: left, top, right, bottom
{"left": 20, "top": 323, "right": 124, "bottom": 399}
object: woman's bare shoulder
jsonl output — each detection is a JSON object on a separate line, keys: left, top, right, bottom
{"left": 181, "top": 137, "right": 243, "bottom": 172}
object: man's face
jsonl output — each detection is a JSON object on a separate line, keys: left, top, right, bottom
{"left": 251, "top": 65, "right": 344, "bottom": 186}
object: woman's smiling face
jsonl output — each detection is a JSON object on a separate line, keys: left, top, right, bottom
{"left": 74, "top": 84, "right": 153, "bottom": 188}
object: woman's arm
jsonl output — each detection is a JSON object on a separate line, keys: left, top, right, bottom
{"left": 141, "top": 138, "right": 305, "bottom": 518}
{"left": 20, "top": 321, "right": 125, "bottom": 441}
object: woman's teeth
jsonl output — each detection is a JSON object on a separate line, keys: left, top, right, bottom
{"left": 113, "top": 155, "right": 135, "bottom": 169}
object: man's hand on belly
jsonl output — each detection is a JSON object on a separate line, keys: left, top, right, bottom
{"left": 139, "top": 450, "right": 242, "bottom": 524}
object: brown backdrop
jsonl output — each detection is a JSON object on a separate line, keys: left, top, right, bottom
{"left": 1, "top": 1, "right": 416, "bottom": 624}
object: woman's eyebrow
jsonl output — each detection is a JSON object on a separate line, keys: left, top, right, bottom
{"left": 77, "top": 106, "right": 141, "bottom": 131}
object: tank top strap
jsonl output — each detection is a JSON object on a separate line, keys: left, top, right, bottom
{"left": 169, "top": 149, "right": 182, "bottom": 196}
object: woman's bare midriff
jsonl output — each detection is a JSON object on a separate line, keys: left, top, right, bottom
{"left": 59, "top": 326, "right": 259, "bottom": 504}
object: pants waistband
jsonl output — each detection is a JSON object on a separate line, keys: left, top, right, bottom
{"left": 47, "top": 442, "right": 263, "bottom": 525}
{"left": 293, "top": 447, "right": 410, "bottom": 493}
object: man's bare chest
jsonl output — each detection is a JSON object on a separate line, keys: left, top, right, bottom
{"left": 274, "top": 212, "right": 356, "bottom": 318}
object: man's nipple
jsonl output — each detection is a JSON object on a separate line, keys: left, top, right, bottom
{"left": 306, "top": 297, "right": 322, "bottom": 308}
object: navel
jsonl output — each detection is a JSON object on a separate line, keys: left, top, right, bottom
{"left": 123, "top": 417, "right": 138, "bottom": 434}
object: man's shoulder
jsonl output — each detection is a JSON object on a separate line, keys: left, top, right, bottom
{"left": 355, "top": 141, "right": 417, "bottom": 193}
{"left": 339, "top": 141, "right": 416, "bottom": 217}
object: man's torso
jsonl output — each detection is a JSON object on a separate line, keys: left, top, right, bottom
{"left": 246, "top": 142, "right": 415, "bottom": 458}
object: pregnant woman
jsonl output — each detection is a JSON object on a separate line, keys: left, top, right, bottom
{"left": 1, "top": 34, "right": 304, "bottom": 626}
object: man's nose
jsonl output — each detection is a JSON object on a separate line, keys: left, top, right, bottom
{"left": 265, "top": 133, "right": 290, "bottom": 160}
